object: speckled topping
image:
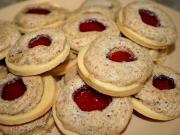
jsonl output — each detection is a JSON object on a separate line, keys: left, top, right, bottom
{"left": 7, "top": 28, "right": 66, "bottom": 65}
{"left": 84, "top": 35, "right": 153, "bottom": 87}
{"left": 15, "top": 3, "right": 69, "bottom": 28}
{"left": 135, "top": 64, "right": 180, "bottom": 117}
{"left": 80, "top": 0, "right": 121, "bottom": 16}
{"left": 0, "top": 73, "right": 43, "bottom": 115}
{"left": 122, "top": 1, "right": 177, "bottom": 46}
{"left": 0, "top": 20, "right": 21, "bottom": 52}
{"left": 63, "top": 13, "right": 119, "bottom": 53}
{"left": 55, "top": 75, "right": 133, "bottom": 135}
{"left": 0, "top": 111, "right": 52, "bottom": 135}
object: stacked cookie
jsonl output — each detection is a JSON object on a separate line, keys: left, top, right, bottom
{"left": 0, "top": 0, "right": 179, "bottom": 135}
{"left": 0, "top": 2, "right": 70, "bottom": 135}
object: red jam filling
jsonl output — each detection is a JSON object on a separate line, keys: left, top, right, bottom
{"left": 153, "top": 75, "right": 175, "bottom": 90}
{"left": 28, "top": 35, "right": 52, "bottom": 48}
{"left": 73, "top": 85, "right": 112, "bottom": 111}
{"left": 26, "top": 8, "right": 51, "bottom": 15}
{"left": 79, "top": 19, "right": 106, "bottom": 32}
{"left": 107, "top": 50, "right": 136, "bottom": 62}
{"left": 1, "top": 78, "right": 26, "bottom": 101}
{"left": 139, "top": 9, "right": 160, "bottom": 27}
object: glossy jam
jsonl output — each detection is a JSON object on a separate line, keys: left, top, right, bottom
{"left": 107, "top": 50, "right": 136, "bottom": 62}
{"left": 26, "top": 8, "right": 50, "bottom": 15}
{"left": 73, "top": 85, "right": 112, "bottom": 111}
{"left": 28, "top": 35, "right": 52, "bottom": 48}
{"left": 153, "top": 75, "right": 175, "bottom": 90}
{"left": 79, "top": 19, "right": 106, "bottom": 32}
{"left": 1, "top": 78, "right": 26, "bottom": 101}
{"left": 139, "top": 9, "right": 160, "bottom": 27}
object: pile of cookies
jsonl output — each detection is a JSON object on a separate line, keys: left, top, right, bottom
{"left": 0, "top": 0, "right": 179, "bottom": 135}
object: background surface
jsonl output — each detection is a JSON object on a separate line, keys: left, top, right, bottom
{"left": 0, "top": 0, "right": 180, "bottom": 11}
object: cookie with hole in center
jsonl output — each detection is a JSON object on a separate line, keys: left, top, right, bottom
{"left": 0, "top": 20, "right": 21, "bottom": 60}
{"left": 132, "top": 64, "right": 180, "bottom": 121}
{"left": 63, "top": 12, "right": 119, "bottom": 54}
{"left": 53, "top": 75, "right": 133, "bottom": 135}
{"left": 14, "top": 3, "right": 69, "bottom": 33}
{"left": 0, "top": 111, "right": 54, "bottom": 135}
{"left": 0, "top": 73, "right": 56, "bottom": 125}
{"left": 116, "top": 1, "right": 177, "bottom": 50}
{"left": 6, "top": 28, "right": 70, "bottom": 76}
{"left": 78, "top": 35, "right": 153, "bottom": 97}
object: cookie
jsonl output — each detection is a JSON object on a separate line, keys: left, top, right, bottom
{"left": 48, "top": 50, "right": 77, "bottom": 76}
{"left": 75, "top": 6, "right": 115, "bottom": 20}
{"left": 80, "top": 0, "right": 121, "bottom": 17}
{"left": 63, "top": 12, "right": 119, "bottom": 53}
{"left": 78, "top": 35, "right": 153, "bottom": 97}
{"left": 64, "top": 63, "right": 78, "bottom": 84}
{"left": 116, "top": 1, "right": 177, "bottom": 49}
{"left": 0, "top": 73, "right": 56, "bottom": 125}
{"left": 53, "top": 75, "right": 133, "bottom": 135}
{"left": 0, "top": 65, "right": 8, "bottom": 80}
{"left": 0, "top": 20, "right": 21, "bottom": 60}
{"left": 148, "top": 48, "right": 167, "bottom": 63}
{"left": 6, "top": 28, "right": 70, "bottom": 76}
{"left": 132, "top": 64, "right": 180, "bottom": 120}
{"left": 14, "top": 3, "right": 69, "bottom": 33}
{"left": 0, "top": 111, "right": 54, "bottom": 135}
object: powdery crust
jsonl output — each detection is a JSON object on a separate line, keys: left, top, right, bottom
{"left": 84, "top": 35, "right": 153, "bottom": 87}
{"left": 7, "top": 28, "right": 66, "bottom": 65}
{"left": 55, "top": 75, "right": 133, "bottom": 135}
{"left": 135, "top": 65, "right": 180, "bottom": 118}
{"left": 0, "top": 20, "right": 21, "bottom": 52}
{"left": 0, "top": 74, "right": 43, "bottom": 115}
{"left": 80, "top": 0, "right": 121, "bottom": 16}
{"left": 63, "top": 13, "right": 119, "bottom": 52}
{"left": 15, "top": 3, "right": 69, "bottom": 28}
{"left": 122, "top": 1, "right": 177, "bottom": 46}
{"left": 0, "top": 111, "right": 53, "bottom": 135}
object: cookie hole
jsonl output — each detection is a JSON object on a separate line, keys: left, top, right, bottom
{"left": 153, "top": 75, "right": 175, "bottom": 90}
{"left": 1, "top": 78, "right": 26, "bottom": 101}
{"left": 26, "top": 8, "right": 51, "bottom": 15}
{"left": 79, "top": 19, "right": 106, "bottom": 32}
{"left": 28, "top": 34, "right": 52, "bottom": 48}
{"left": 107, "top": 48, "right": 137, "bottom": 62}
{"left": 73, "top": 85, "right": 112, "bottom": 111}
{"left": 139, "top": 9, "right": 160, "bottom": 27}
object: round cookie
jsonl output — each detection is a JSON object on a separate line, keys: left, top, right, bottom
{"left": 116, "top": 1, "right": 177, "bottom": 49}
{"left": 14, "top": 3, "right": 69, "bottom": 33}
{"left": 63, "top": 12, "right": 119, "bottom": 53}
{"left": 0, "top": 111, "right": 54, "bottom": 135}
{"left": 80, "top": 0, "right": 121, "bottom": 17}
{"left": 78, "top": 35, "right": 153, "bottom": 97}
{"left": 0, "top": 20, "right": 21, "bottom": 60}
{"left": 6, "top": 28, "right": 70, "bottom": 76}
{"left": 0, "top": 73, "right": 56, "bottom": 125}
{"left": 48, "top": 50, "right": 77, "bottom": 76}
{"left": 53, "top": 75, "right": 133, "bottom": 135}
{"left": 132, "top": 64, "right": 180, "bottom": 121}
